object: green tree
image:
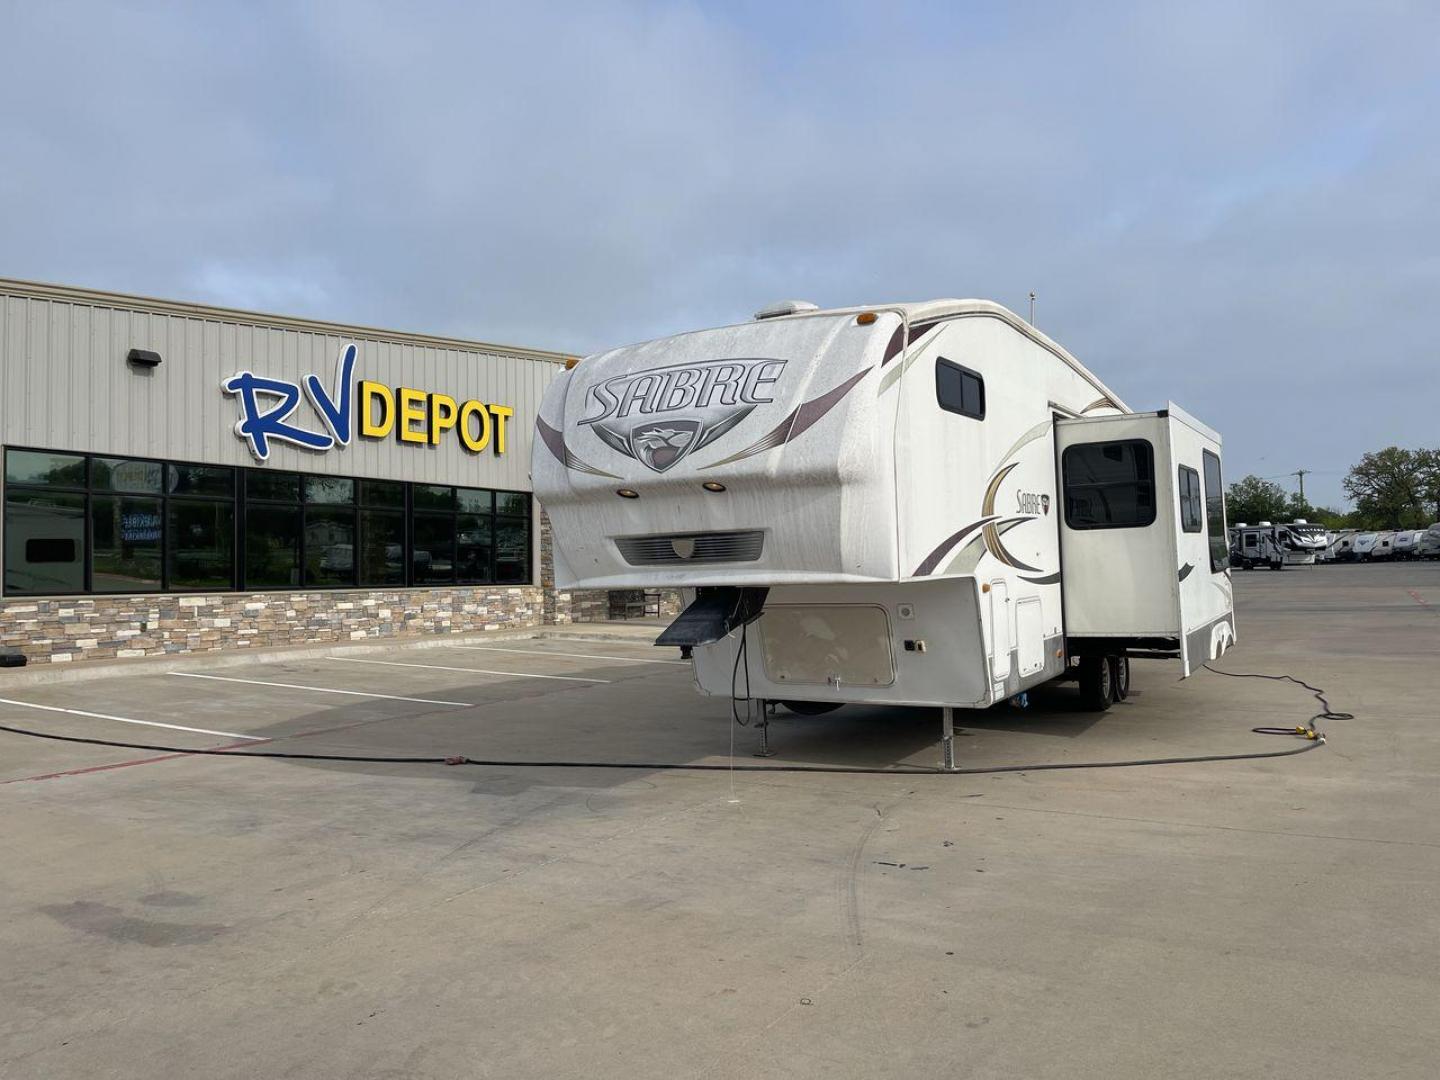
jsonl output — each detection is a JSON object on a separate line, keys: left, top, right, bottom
{"left": 1226, "top": 475, "right": 1291, "bottom": 525}
{"left": 1417, "top": 448, "right": 1440, "bottom": 524}
{"left": 1342, "top": 447, "right": 1427, "bottom": 528}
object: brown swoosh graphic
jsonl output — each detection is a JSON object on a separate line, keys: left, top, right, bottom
{"left": 913, "top": 516, "right": 1000, "bottom": 576}
{"left": 536, "top": 416, "right": 621, "bottom": 479}
{"left": 701, "top": 365, "right": 873, "bottom": 469}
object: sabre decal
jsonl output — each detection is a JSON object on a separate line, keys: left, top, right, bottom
{"left": 579, "top": 357, "right": 787, "bottom": 473}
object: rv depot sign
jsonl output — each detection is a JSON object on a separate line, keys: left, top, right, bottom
{"left": 222, "top": 343, "right": 514, "bottom": 461}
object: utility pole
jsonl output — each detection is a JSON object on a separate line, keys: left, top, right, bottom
{"left": 1292, "top": 469, "right": 1309, "bottom": 508}
{"left": 1028, "top": 291, "right": 1036, "bottom": 325}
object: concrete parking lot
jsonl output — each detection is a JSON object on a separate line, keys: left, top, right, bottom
{"left": 2, "top": 563, "right": 1438, "bottom": 1079}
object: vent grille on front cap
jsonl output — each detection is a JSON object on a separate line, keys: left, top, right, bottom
{"left": 615, "top": 530, "right": 765, "bottom": 565}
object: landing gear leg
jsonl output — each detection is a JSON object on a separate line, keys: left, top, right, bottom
{"left": 941, "top": 706, "right": 958, "bottom": 772}
{"left": 753, "top": 699, "right": 776, "bottom": 758}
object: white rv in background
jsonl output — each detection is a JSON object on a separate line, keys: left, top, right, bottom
{"left": 1281, "top": 520, "right": 1328, "bottom": 564}
{"left": 1418, "top": 524, "right": 1440, "bottom": 559}
{"left": 1372, "top": 531, "right": 1396, "bottom": 560}
{"left": 1325, "top": 529, "right": 1358, "bottom": 562}
{"left": 1392, "top": 529, "right": 1420, "bottom": 559}
{"left": 1352, "top": 532, "right": 1380, "bottom": 560}
{"left": 1229, "top": 523, "right": 1289, "bottom": 570}
{"left": 535, "top": 299, "right": 1235, "bottom": 759}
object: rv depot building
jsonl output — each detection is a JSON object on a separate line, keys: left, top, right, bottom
{"left": 0, "top": 279, "right": 661, "bottom": 665}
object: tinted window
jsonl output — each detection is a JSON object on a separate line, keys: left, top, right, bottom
{"left": 496, "top": 491, "right": 528, "bottom": 516}
{"left": 1178, "top": 466, "right": 1203, "bottom": 533}
{"left": 360, "top": 480, "right": 405, "bottom": 508}
{"left": 413, "top": 514, "right": 456, "bottom": 584}
{"left": 495, "top": 517, "right": 530, "bottom": 583}
{"left": 169, "top": 501, "right": 235, "bottom": 589}
{"left": 94, "top": 457, "right": 164, "bottom": 493}
{"left": 359, "top": 509, "right": 406, "bottom": 586}
{"left": 457, "top": 513, "right": 493, "bottom": 583}
{"left": 304, "top": 506, "right": 356, "bottom": 586}
{"left": 168, "top": 464, "right": 234, "bottom": 497}
{"left": 413, "top": 485, "right": 456, "bottom": 511}
{"left": 1063, "top": 440, "right": 1156, "bottom": 529}
{"left": 936, "top": 358, "right": 985, "bottom": 419}
{"left": 6, "top": 450, "right": 86, "bottom": 488}
{"left": 247, "top": 471, "right": 300, "bottom": 502}
{"left": 304, "top": 476, "right": 355, "bottom": 505}
{"left": 91, "top": 495, "right": 163, "bottom": 592}
{"left": 4, "top": 490, "right": 85, "bottom": 593}
{"left": 245, "top": 506, "right": 301, "bottom": 587}
{"left": 1203, "top": 450, "right": 1228, "bottom": 572}
{"left": 457, "top": 487, "right": 494, "bottom": 514}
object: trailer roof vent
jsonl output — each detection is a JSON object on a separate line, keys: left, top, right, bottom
{"left": 1257, "top": 520, "right": 1272, "bottom": 527}
{"left": 753, "top": 300, "right": 819, "bottom": 320}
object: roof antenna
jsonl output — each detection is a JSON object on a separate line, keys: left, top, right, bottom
{"left": 1028, "top": 291, "right": 1036, "bottom": 326}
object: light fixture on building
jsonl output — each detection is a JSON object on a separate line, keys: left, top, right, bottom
{"left": 616, "top": 488, "right": 639, "bottom": 499}
{"left": 701, "top": 481, "right": 726, "bottom": 493}
{"left": 127, "top": 348, "right": 162, "bottom": 368}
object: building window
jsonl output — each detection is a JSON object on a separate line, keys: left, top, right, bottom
{"left": 1203, "top": 450, "right": 1228, "bottom": 572}
{"left": 359, "top": 480, "right": 405, "bottom": 587}
{"left": 1177, "top": 465, "right": 1203, "bottom": 533}
{"left": 91, "top": 494, "right": 164, "bottom": 592}
{"left": 1062, "top": 439, "right": 1157, "bottom": 530}
{"left": 3, "top": 446, "right": 533, "bottom": 595}
{"left": 936, "top": 358, "right": 985, "bottom": 419}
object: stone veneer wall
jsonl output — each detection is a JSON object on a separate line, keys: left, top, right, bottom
{"left": 0, "top": 587, "right": 546, "bottom": 665}
{"left": 0, "top": 510, "right": 683, "bottom": 664}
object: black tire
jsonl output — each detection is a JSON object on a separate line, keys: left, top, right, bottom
{"left": 1109, "top": 654, "right": 1130, "bottom": 701}
{"left": 1077, "top": 655, "right": 1113, "bottom": 712}
{"left": 780, "top": 700, "right": 842, "bottom": 716}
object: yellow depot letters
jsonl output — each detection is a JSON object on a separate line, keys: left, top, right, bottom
{"left": 358, "top": 380, "right": 513, "bottom": 455}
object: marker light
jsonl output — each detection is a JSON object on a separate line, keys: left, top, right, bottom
{"left": 616, "top": 488, "right": 639, "bottom": 499}
{"left": 702, "top": 481, "right": 726, "bottom": 493}
{"left": 855, "top": 312, "right": 878, "bottom": 325}
{"left": 564, "top": 357, "right": 581, "bottom": 370}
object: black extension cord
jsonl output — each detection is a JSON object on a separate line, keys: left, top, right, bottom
{"left": 0, "top": 665, "right": 1343, "bottom": 776}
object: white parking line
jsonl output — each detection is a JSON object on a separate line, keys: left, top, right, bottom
{"left": 448, "top": 645, "right": 688, "bottom": 666}
{"left": 170, "top": 672, "right": 473, "bottom": 707}
{"left": 324, "top": 656, "right": 610, "bottom": 683}
{"left": 0, "top": 696, "right": 265, "bottom": 741}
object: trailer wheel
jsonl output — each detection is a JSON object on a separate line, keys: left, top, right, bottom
{"left": 1077, "top": 655, "right": 1113, "bottom": 712}
{"left": 780, "top": 700, "right": 842, "bottom": 716}
{"left": 1109, "top": 655, "right": 1130, "bottom": 701}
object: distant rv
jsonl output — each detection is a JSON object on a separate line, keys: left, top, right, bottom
{"left": 1418, "top": 524, "right": 1440, "bottom": 560}
{"left": 1392, "top": 529, "right": 1424, "bottom": 559}
{"left": 1325, "top": 529, "right": 1358, "bottom": 562}
{"left": 1232, "top": 527, "right": 1290, "bottom": 576}
{"left": 1280, "top": 520, "right": 1328, "bottom": 564}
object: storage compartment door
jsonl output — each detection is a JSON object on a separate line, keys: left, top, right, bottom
{"left": 1015, "top": 597, "right": 1044, "bottom": 677}
{"left": 758, "top": 605, "right": 896, "bottom": 689}
{"left": 988, "top": 579, "right": 1012, "bottom": 679}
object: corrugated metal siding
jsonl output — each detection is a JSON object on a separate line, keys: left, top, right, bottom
{"left": 0, "top": 287, "right": 562, "bottom": 492}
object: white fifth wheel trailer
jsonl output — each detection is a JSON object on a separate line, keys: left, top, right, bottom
{"left": 533, "top": 300, "right": 1235, "bottom": 762}
{"left": 1281, "top": 520, "right": 1328, "bottom": 564}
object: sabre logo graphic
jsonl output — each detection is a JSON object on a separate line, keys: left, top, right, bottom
{"left": 579, "top": 357, "right": 786, "bottom": 472}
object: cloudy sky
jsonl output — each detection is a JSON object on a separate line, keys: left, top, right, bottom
{"left": 3, "top": 0, "right": 1436, "bottom": 507}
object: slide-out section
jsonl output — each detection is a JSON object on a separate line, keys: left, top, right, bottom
{"left": 1056, "top": 405, "right": 1233, "bottom": 675}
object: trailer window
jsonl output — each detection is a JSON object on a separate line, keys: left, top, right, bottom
{"left": 1202, "top": 450, "right": 1228, "bottom": 571}
{"left": 1177, "top": 466, "right": 1202, "bottom": 532}
{"left": 1062, "top": 440, "right": 1156, "bottom": 529}
{"left": 935, "top": 358, "right": 985, "bottom": 419}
